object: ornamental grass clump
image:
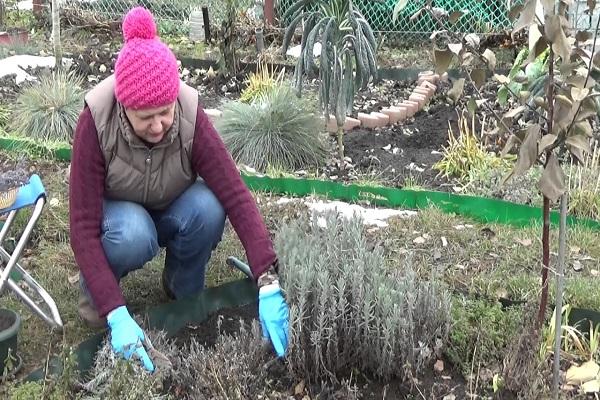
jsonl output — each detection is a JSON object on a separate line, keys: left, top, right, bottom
{"left": 275, "top": 212, "right": 452, "bottom": 382}
{"left": 567, "top": 140, "right": 600, "bottom": 221}
{"left": 434, "top": 111, "right": 513, "bottom": 181}
{"left": 10, "top": 69, "right": 84, "bottom": 143}
{"left": 239, "top": 61, "right": 285, "bottom": 104}
{"left": 216, "top": 84, "right": 327, "bottom": 172}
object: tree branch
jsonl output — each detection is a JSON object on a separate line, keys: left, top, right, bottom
{"left": 499, "top": 80, "right": 548, "bottom": 122}
{"left": 465, "top": 72, "right": 512, "bottom": 133}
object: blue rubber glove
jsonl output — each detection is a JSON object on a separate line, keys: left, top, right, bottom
{"left": 258, "top": 283, "right": 289, "bottom": 357}
{"left": 107, "top": 306, "right": 155, "bottom": 372}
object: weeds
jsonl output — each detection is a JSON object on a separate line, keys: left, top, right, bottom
{"left": 541, "top": 305, "right": 600, "bottom": 362}
{"left": 10, "top": 69, "right": 84, "bottom": 143}
{"left": 217, "top": 84, "right": 327, "bottom": 171}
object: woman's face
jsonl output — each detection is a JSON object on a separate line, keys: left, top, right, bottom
{"left": 125, "top": 102, "right": 176, "bottom": 144}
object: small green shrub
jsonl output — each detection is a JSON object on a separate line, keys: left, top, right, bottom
{"left": 0, "top": 42, "right": 39, "bottom": 60}
{"left": 10, "top": 69, "right": 84, "bottom": 143}
{"left": 216, "top": 84, "right": 327, "bottom": 172}
{"left": 7, "top": 381, "right": 44, "bottom": 400}
{"left": 276, "top": 212, "right": 451, "bottom": 382}
{"left": 462, "top": 162, "right": 542, "bottom": 205}
{"left": 446, "top": 297, "right": 523, "bottom": 379}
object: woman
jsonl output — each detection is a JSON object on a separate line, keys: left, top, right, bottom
{"left": 69, "top": 6, "right": 288, "bottom": 372}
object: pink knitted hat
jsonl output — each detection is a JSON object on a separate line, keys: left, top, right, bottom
{"left": 114, "top": 7, "right": 180, "bottom": 109}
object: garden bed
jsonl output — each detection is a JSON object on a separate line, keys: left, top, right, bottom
{"left": 168, "top": 301, "right": 468, "bottom": 399}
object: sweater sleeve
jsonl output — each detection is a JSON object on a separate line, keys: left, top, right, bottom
{"left": 191, "top": 107, "right": 277, "bottom": 279}
{"left": 69, "top": 107, "right": 126, "bottom": 317}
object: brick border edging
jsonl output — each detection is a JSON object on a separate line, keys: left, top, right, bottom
{"left": 203, "top": 71, "right": 449, "bottom": 132}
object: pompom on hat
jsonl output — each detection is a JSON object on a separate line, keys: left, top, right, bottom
{"left": 114, "top": 7, "right": 180, "bottom": 109}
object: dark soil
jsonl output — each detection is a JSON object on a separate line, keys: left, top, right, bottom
{"left": 173, "top": 302, "right": 259, "bottom": 348}
{"left": 173, "top": 303, "right": 469, "bottom": 399}
{"left": 343, "top": 102, "right": 458, "bottom": 188}
{"left": 0, "top": 310, "right": 16, "bottom": 331}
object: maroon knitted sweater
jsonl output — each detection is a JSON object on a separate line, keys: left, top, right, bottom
{"left": 69, "top": 106, "right": 276, "bottom": 317}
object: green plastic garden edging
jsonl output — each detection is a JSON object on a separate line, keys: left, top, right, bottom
{"left": 25, "top": 278, "right": 257, "bottom": 382}
{"left": 1, "top": 135, "right": 599, "bottom": 231}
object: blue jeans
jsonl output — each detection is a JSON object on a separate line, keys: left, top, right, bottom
{"left": 81, "top": 181, "right": 226, "bottom": 304}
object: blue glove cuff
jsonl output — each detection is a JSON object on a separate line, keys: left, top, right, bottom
{"left": 107, "top": 305, "right": 130, "bottom": 327}
{"left": 259, "top": 283, "right": 281, "bottom": 297}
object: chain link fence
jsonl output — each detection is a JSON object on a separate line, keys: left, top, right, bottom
{"left": 60, "top": 0, "right": 599, "bottom": 43}
{"left": 61, "top": 0, "right": 258, "bottom": 26}
{"left": 277, "top": 0, "right": 518, "bottom": 42}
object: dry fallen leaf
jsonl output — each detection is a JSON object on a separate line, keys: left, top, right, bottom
{"left": 441, "top": 236, "right": 448, "bottom": 247}
{"left": 294, "top": 380, "right": 305, "bottom": 395}
{"left": 413, "top": 236, "right": 426, "bottom": 244}
{"left": 573, "top": 260, "right": 583, "bottom": 272}
{"left": 434, "top": 359, "right": 444, "bottom": 372}
{"left": 68, "top": 273, "right": 79, "bottom": 285}
{"left": 591, "top": 269, "right": 599, "bottom": 277}
{"left": 517, "top": 238, "right": 533, "bottom": 247}
{"left": 566, "top": 360, "right": 600, "bottom": 385}
{"left": 443, "top": 395, "right": 456, "bottom": 400}
{"left": 582, "top": 379, "right": 600, "bottom": 393}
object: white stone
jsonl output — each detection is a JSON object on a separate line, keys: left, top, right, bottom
{"left": 286, "top": 42, "right": 321, "bottom": 58}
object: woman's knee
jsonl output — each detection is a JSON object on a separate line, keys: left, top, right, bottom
{"left": 177, "top": 182, "right": 226, "bottom": 237}
{"left": 102, "top": 200, "right": 159, "bottom": 275}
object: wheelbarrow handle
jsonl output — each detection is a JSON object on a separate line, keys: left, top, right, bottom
{"left": 226, "top": 256, "right": 253, "bottom": 280}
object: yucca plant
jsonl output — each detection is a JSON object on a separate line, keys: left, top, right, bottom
{"left": 10, "top": 69, "right": 84, "bottom": 143}
{"left": 216, "top": 84, "right": 327, "bottom": 171}
{"left": 282, "top": 0, "right": 378, "bottom": 161}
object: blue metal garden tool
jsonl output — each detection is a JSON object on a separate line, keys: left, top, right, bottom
{"left": 0, "top": 174, "right": 63, "bottom": 329}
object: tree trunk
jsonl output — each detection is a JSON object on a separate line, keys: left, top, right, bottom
{"left": 336, "top": 126, "right": 344, "bottom": 162}
{"left": 538, "top": 44, "right": 555, "bottom": 329}
{"left": 552, "top": 193, "right": 568, "bottom": 399}
{"left": 51, "top": 0, "right": 62, "bottom": 68}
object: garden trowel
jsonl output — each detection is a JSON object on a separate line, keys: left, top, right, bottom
{"left": 226, "top": 256, "right": 253, "bottom": 279}
{"left": 143, "top": 336, "right": 173, "bottom": 372}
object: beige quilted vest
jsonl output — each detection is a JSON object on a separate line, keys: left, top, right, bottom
{"left": 84, "top": 75, "right": 199, "bottom": 210}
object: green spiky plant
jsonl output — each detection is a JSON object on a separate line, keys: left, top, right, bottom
{"left": 282, "top": 0, "right": 378, "bottom": 161}
{"left": 216, "top": 84, "right": 327, "bottom": 172}
{"left": 10, "top": 69, "right": 84, "bottom": 143}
